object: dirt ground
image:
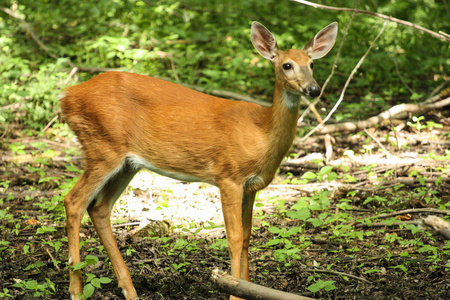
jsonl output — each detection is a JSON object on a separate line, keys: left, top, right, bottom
{"left": 1, "top": 110, "right": 449, "bottom": 299}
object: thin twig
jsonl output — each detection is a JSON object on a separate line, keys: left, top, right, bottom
{"left": 429, "top": 80, "right": 449, "bottom": 98}
{"left": 0, "top": 7, "right": 57, "bottom": 59}
{"left": 301, "top": 21, "right": 389, "bottom": 141}
{"left": 372, "top": 208, "right": 450, "bottom": 219}
{"left": 0, "top": 7, "right": 75, "bottom": 68}
{"left": 304, "top": 267, "right": 372, "bottom": 283}
{"left": 319, "top": 1, "right": 358, "bottom": 97}
{"left": 354, "top": 220, "right": 421, "bottom": 228}
{"left": 169, "top": 56, "right": 181, "bottom": 85}
{"left": 363, "top": 128, "right": 387, "bottom": 152}
{"left": 392, "top": 58, "right": 414, "bottom": 95}
{"left": 42, "top": 115, "right": 58, "bottom": 132}
{"left": 64, "top": 67, "right": 79, "bottom": 85}
{"left": 46, "top": 248, "right": 61, "bottom": 271}
{"left": 291, "top": 0, "right": 450, "bottom": 42}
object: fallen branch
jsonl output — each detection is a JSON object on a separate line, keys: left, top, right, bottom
{"left": 291, "top": 0, "right": 450, "bottom": 42}
{"left": 317, "top": 96, "right": 450, "bottom": 134}
{"left": 211, "top": 269, "right": 314, "bottom": 300}
{"left": 423, "top": 215, "right": 450, "bottom": 240}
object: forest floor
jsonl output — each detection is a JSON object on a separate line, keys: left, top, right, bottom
{"left": 1, "top": 108, "right": 449, "bottom": 300}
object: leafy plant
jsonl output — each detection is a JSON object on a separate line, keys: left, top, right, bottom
{"left": 11, "top": 279, "right": 56, "bottom": 298}
{"left": 407, "top": 115, "right": 443, "bottom": 132}
{"left": 71, "top": 255, "right": 112, "bottom": 299}
{"left": 307, "top": 279, "right": 337, "bottom": 293}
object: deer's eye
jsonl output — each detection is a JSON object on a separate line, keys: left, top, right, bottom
{"left": 282, "top": 63, "right": 292, "bottom": 70}
{"left": 310, "top": 62, "right": 314, "bottom": 69}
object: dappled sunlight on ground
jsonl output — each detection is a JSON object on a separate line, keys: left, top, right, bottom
{"left": 112, "top": 171, "right": 223, "bottom": 234}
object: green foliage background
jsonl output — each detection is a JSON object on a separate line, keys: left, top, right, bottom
{"left": 0, "top": 0, "right": 448, "bottom": 131}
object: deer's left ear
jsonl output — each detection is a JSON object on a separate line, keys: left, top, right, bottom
{"left": 303, "top": 22, "right": 338, "bottom": 60}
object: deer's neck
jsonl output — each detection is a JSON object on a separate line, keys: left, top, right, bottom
{"left": 256, "top": 80, "right": 300, "bottom": 185}
{"left": 270, "top": 79, "right": 301, "bottom": 147}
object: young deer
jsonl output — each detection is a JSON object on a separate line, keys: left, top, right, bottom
{"left": 60, "top": 21, "right": 337, "bottom": 300}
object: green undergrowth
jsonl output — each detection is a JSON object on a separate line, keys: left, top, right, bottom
{"left": 1, "top": 135, "right": 450, "bottom": 298}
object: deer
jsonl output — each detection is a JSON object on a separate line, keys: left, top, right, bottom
{"left": 60, "top": 21, "right": 337, "bottom": 300}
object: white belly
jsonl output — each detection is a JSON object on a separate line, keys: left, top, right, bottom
{"left": 127, "top": 154, "right": 214, "bottom": 184}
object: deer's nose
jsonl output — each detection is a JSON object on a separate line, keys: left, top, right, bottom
{"left": 307, "top": 86, "right": 321, "bottom": 97}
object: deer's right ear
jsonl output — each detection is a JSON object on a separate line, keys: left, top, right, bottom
{"left": 251, "top": 22, "right": 279, "bottom": 61}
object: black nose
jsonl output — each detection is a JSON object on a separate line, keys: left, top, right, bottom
{"left": 307, "top": 86, "right": 321, "bottom": 97}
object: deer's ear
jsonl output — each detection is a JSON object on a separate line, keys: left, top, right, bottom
{"left": 251, "top": 22, "right": 279, "bottom": 61}
{"left": 303, "top": 22, "right": 338, "bottom": 60}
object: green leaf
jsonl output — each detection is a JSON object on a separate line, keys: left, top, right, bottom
{"left": 36, "top": 226, "right": 57, "bottom": 234}
{"left": 85, "top": 273, "right": 96, "bottom": 283}
{"left": 291, "top": 197, "right": 309, "bottom": 210}
{"left": 202, "top": 69, "right": 222, "bottom": 78}
{"left": 326, "top": 172, "right": 340, "bottom": 181}
{"left": 45, "top": 278, "right": 56, "bottom": 292}
{"left": 320, "top": 166, "right": 333, "bottom": 175}
{"left": 85, "top": 255, "right": 99, "bottom": 265}
{"left": 91, "top": 278, "right": 101, "bottom": 288}
{"left": 344, "top": 174, "right": 357, "bottom": 182}
{"left": 284, "top": 226, "right": 301, "bottom": 237}
{"left": 268, "top": 226, "right": 281, "bottom": 234}
{"left": 71, "top": 262, "right": 87, "bottom": 271}
{"left": 83, "top": 283, "right": 95, "bottom": 298}
{"left": 363, "top": 268, "right": 381, "bottom": 274}
{"left": 390, "top": 264, "right": 408, "bottom": 272}
{"left": 307, "top": 280, "right": 336, "bottom": 293}
{"left": 286, "top": 208, "right": 310, "bottom": 221}
{"left": 405, "top": 224, "right": 421, "bottom": 234}
{"left": 301, "top": 171, "right": 316, "bottom": 180}
{"left": 99, "top": 277, "right": 112, "bottom": 284}
{"left": 65, "top": 164, "right": 81, "bottom": 172}
{"left": 265, "top": 239, "right": 282, "bottom": 247}
{"left": 308, "top": 218, "right": 322, "bottom": 227}
{"left": 53, "top": 241, "right": 61, "bottom": 252}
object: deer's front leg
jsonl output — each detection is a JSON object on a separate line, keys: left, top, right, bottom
{"left": 219, "top": 180, "right": 244, "bottom": 281}
{"left": 240, "top": 191, "right": 256, "bottom": 281}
